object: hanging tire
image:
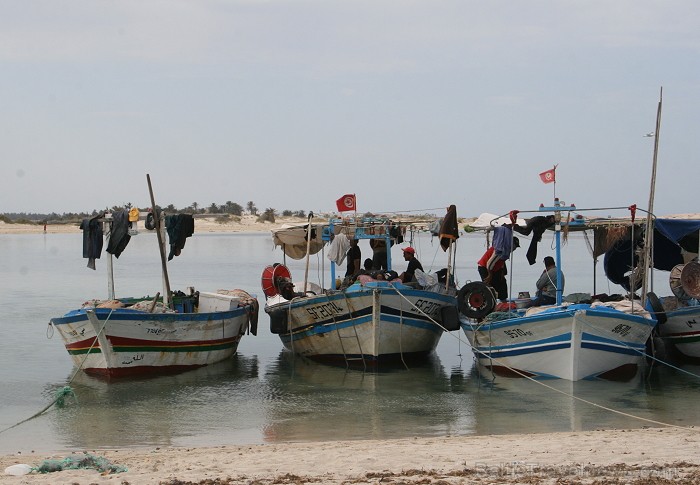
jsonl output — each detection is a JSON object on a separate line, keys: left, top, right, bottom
{"left": 647, "top": 292, "right": 667, "bottom": 325}
{"left": 458, "top": 282, "right": 497, "bottom": 320}
{"left": 145, "top": 212, "right": 156, "bottom": 230}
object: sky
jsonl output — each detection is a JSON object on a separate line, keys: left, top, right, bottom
{"left": 1, "top": 1, "right": 698, "bottom": 219}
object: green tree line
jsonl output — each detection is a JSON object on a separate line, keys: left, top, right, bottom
{"left": 1, "top": 200, "right": 308, "bottom": 225}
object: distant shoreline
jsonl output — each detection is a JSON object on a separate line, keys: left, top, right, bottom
{"left": 0, "top": 215, "right": 307, "bottom": 235}
{"left": 2, "top": 213, "right": 697, "bottom": 235}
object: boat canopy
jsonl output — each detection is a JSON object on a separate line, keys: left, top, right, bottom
{"left": 271, "top": 223, "right": 328, "bottom": 260}
{"left": 655, "top": 219, "right": 700, "bottom": 254}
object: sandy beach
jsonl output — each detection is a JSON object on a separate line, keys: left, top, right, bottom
{"left": 2, "top": 213, "right": 699, "bottom": 236}
{"left": 0, "top": 215, "right": 303, "bottom": 235}
{"left": 2, "top": 427, "right": 699, "bottom": 484}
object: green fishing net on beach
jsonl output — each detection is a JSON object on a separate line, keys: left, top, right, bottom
{"left": 35, "top": 454, "right": 127, "bottom": 474}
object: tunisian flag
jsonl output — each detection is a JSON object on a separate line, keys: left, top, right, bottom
{"left": 539, "top": 167, "right": 556, "bottom": 184}
{"left": 336, "top": 194, "right": 356, "bottom": 212}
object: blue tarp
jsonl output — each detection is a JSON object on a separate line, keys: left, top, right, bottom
{"left": 655, "top": 219, "right": 700, "bottom": 248}
{"left": 603, "top": 219, "right": 699, "bottom": 289}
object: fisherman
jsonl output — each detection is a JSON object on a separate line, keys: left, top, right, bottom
{"left": 399, "top": 247, "right": 423, "bottom": 283}
{"left": 532, "top": 256, "right": 565, "bottom": 306}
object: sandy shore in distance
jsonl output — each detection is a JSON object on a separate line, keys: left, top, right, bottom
{"left": 0, "top": 215, "right": 304, "bottom": 235}
{"left": 2, "top": 213, "right": 699, "bottom": 235}
{"left": 2, "top": 428, "right": 700, "bottom": 484}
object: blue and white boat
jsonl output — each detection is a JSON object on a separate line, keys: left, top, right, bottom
{"left": 262, "top": 209, "right": 460, "bottom": 368}
{"left": 623, "top": 218, "right": 700, "bottom": 361}
{"left": 459, "top": 201, "right": 657, "bottom": 381}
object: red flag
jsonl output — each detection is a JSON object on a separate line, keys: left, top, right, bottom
{"left": 539, "top": 167, "right": 556, "bottom": 184}
{"left": 336, "top": 194, "right": 356, "bottom": 212}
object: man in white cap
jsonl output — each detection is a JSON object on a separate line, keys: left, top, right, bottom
{"left": 399, "top": 246, "right": 423, "bottom": 283}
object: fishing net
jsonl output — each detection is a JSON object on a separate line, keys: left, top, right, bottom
{"left": 35, "top": 454, "right": 127, "bottom": 474}
{"left": 54, "top": 386, "right": 76, "bottom": 408}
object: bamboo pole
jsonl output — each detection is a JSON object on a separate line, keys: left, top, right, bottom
{"left": 146, "top": 174, "right": 172, "bottom": 309}
{"left": 303, "top": 212, "right": 313, "bottom": 293}
{"left": 641, "top": 87, "right": 663, "bottom": 304}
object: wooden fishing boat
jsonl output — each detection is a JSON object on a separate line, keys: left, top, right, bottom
{"left": 51, "top": 289, "right": 258, "bottom": 378}
{"left": 50, "top": 175, "right": 258, "bottom": 378}
{"left": 459, "top": 200, "right": 657, "bottom": 381}
{"left": 635, "top": 218, "right": 700, "bottom": 361}
{"left": 261, "top": 207, "right": 460, "bottom": 368}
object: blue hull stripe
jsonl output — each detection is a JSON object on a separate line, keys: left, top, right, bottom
{"left": 280, "top": 311, "right": 441, "bottom": 344}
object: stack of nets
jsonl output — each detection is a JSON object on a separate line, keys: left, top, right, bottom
{"left": 35, "top": 454, "right": 127, "bottom": 474}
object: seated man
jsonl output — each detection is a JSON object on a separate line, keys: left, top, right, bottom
{"left": 532, "top": 256, "right": 565, "bottom": 306}
{"left": 399, "top": 247, "right": 423, "bottom": 283}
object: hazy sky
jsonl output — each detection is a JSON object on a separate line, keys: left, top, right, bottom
{"left": 1, "top": 1, "right": 698, "bottom": 218}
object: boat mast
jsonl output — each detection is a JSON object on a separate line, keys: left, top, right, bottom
{"left": 146, "top": 174, "right": 172, "bottom": 309}
{"left": 641, "top": 87, "right": 663, "bottom": 304}
{"left": 303, "top": 212, "right": 314, "bottom": 293}
{"left": 105, "top": 213, "right": 116, "bottom": 300}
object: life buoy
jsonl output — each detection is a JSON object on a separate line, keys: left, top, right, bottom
{"left": 646, "top": 292, "right": 667, "bottom": 325}
{"left": 261, "top": 264, "right": 293, "bottom": 298}
{"left": 145, "top": 212, "right": 156, "bottom": 230}
{"left": 458, "top": 281, "right": 496, "bottom": 320}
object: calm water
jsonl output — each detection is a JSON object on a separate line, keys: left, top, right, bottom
{"left": 1, "top": 229, "right": 699, "bottom": 454}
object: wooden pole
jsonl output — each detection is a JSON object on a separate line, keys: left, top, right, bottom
{"left": 146, "top": 174, "right": 172, "bottom": 309}
{"left": 303, "top": 212, "right": 313, "bottom": 293}
{"left": 641, "top": 87, "right": 663, "bottom": 304}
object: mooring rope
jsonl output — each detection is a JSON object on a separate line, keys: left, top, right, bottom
{"left": 392, "top": 287, "right": 700, "bottom": 433}
{"left": 0, "top": 308, "right": 115, "bottom": 436}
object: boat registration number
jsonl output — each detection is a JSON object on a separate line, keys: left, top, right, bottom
{"left": 611, "top": 324, "right": 632, "bottom": 337}
{"left": 504, "top": 329, "right": 533, "bottom": 339}
{"left": 413, "top": 299, "right": 441, "bottom": 317}
{"left": 305, "top": 301, "right": 344, "bottom": 320}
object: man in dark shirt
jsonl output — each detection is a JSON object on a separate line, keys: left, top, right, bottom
{"left": 345, "top": 239, "right": 361, "bottom": 277}
{"left": 400, "top": 247, "right": 423, "bottom": 283}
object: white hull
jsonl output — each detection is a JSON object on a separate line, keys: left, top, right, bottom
{"left": 51, "top": 305, "right": 254, "bottom": 378}
{"left": 462, "top": 303, "right": 656, "bottom": 381}
{"left": 265, "top": 285, "right": 456, "bottom": 366}
{"left": 656, "top": 301, "right": 700, "bottom": 360}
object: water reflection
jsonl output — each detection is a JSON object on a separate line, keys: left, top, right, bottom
{"left": 50, "top": 355, "right": 264, "bottom": 451}
{"left": 261, "top": 351, "right": 468, "bottom": 442}
{"left": 21, "top": 351, "right": 700, "bottom": 454}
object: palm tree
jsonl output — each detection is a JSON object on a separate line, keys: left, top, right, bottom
{"left": 246, "top": 201, "right": 258, "bottom": 215}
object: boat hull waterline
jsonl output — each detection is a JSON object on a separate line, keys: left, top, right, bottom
{"left": 462, "top": 304, "right": 656, "bottom": 381}
{"left": 657, "top": 304, "right": 700, "bottom": 360}
{"left": 266, "top": 286, "right": 457, "bottom": 366}
{"left": 51, "top": 306, "right": 254, "bottom": 378}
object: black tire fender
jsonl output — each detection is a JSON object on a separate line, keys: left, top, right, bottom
{"left": 647, "top": 292, "right": 667, "bottom": 325}
{"left": 269, "top": 309, "right": 289, "bottom": 334}
{"left": 145, "top": 212, "right": 156, "bottom": 230}
{"left": 458, "top": 282, "right": 497, "bottom": 319}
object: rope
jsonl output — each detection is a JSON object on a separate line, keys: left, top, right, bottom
{"left": 0, "top": 387, "right": 76, "bottom": 435}
{"left": 448, "top": 304, "right": 700, "bottom": 432}
{"left": 0, "top": 308, "right": 115, "bottom": 436}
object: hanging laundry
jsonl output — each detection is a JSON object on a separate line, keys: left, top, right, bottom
{"left": 513, "top": 215, "right": 555, "bottom": 265}
{"left": 106, "top": 210, "right": 132, "bottom": 258}
{"left": 327, "top": 232, "right": 350, "bottom": 265}
{"left": 80, "top": 214, "right": 104, "bottom": 270}
{"left": 165, "top": 214, "right": 195, "bottom": 260}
